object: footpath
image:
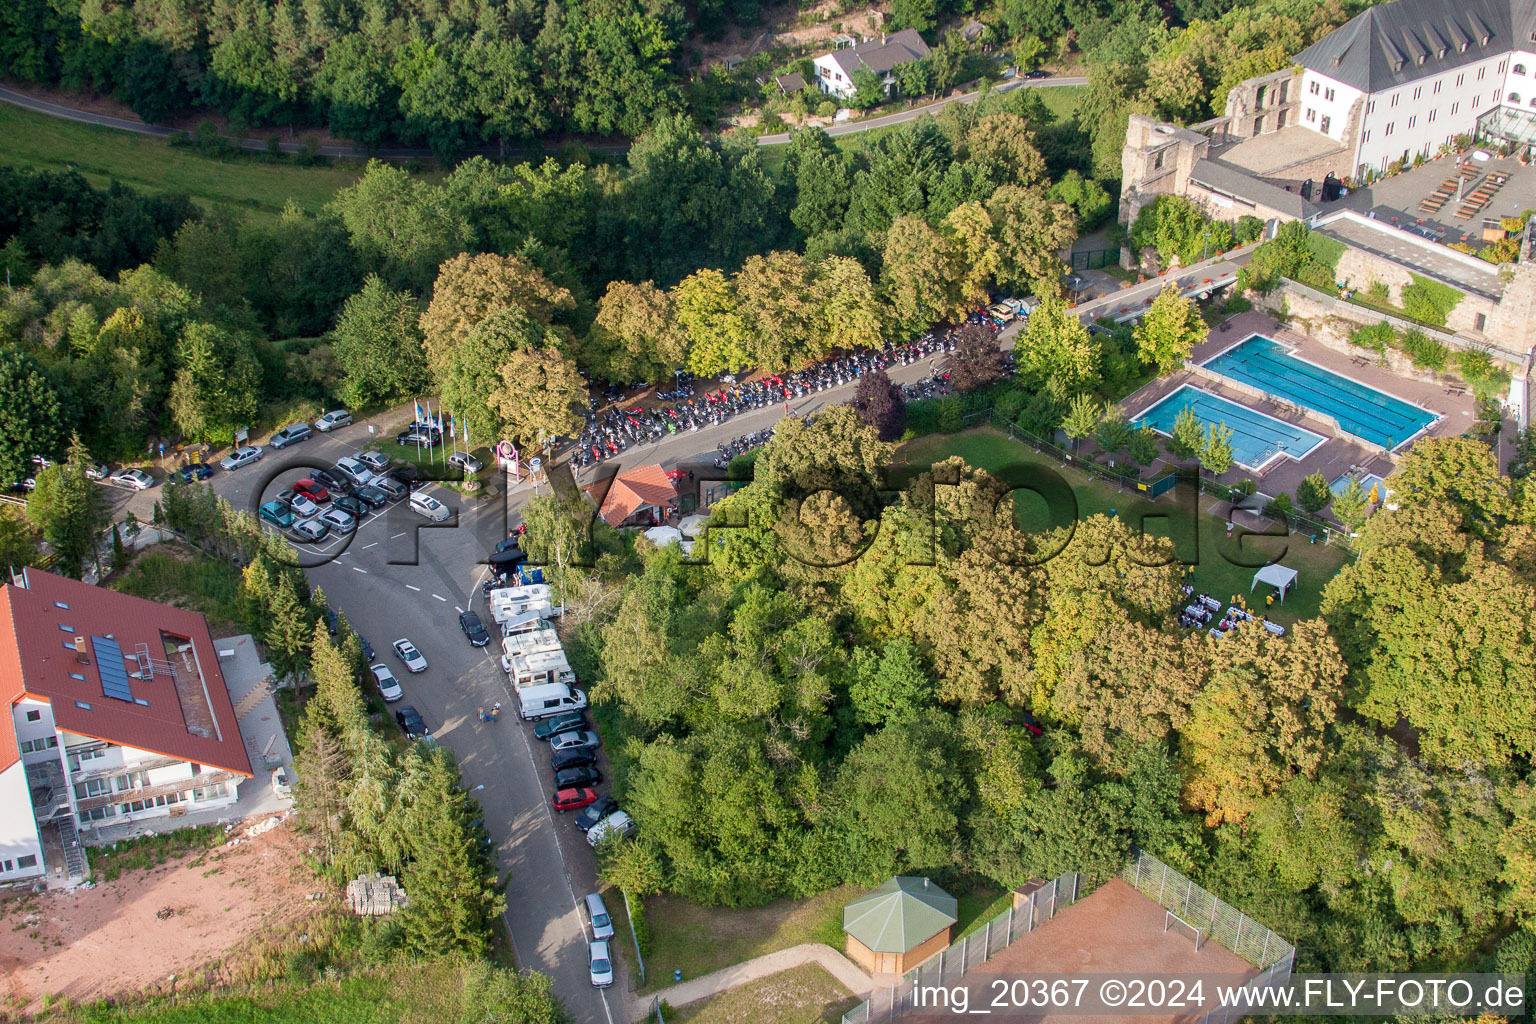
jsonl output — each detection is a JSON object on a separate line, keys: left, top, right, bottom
{"left": 627, "top": 942, "right": 874, "bottom": 1018}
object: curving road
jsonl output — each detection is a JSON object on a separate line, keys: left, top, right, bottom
{"left": 0, "top": 74, "right": 1085, "bottom": 160}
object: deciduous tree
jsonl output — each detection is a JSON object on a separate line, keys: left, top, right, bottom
{"left": 1134, "top": 286, "right": 1206, "bottom": 374}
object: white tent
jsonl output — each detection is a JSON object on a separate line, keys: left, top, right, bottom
{"left": 1251, "top": 564, "right": 1298, "bottom": 600}
{"left": 678, "top": 514, "right": 711, "bottom": 538}
{"left": 643, "top": 525, "right": 685, "bottom": 548}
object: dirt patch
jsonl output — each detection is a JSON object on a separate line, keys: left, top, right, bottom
{"left": 669, "top": 963, "right": 860, "bottom": 1024}
{"left": 0, "top": 819, "right": 322, "bottom": 1014}
{"left": 689, "top": 2, "right": 889, "bottom": 67}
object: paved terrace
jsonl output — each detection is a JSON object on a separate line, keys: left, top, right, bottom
{"left": 1335, "top": 153, "right": 1536, "bottom": 247}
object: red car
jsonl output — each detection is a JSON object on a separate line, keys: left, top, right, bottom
{"left": 552, "top": 787, "right": 598, "bottom": 813}
{"left": 293, "top": 478, "right": 331, "bottom": 503}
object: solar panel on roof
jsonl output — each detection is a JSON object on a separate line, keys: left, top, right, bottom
{"left": 91, "top": 635, "right": 135, "bottom": 702}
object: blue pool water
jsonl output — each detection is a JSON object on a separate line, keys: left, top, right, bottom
{"left": 1135, "top": 385, "right": 1326, "bottom": 469}
{"left": 1203, "top": 336, "right": 1436, "bottom": 450}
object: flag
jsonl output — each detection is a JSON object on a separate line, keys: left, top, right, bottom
{"left": 448, "top": 413, "right": 455, "bottom": 441}
{"left": 414, "top": 398, "right": 423, "bottom": 428}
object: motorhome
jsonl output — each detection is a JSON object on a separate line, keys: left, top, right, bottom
{"left": 498, "top": 609, "right": 548, "bottom": 635}
{"left": 510, "top": 648, "right": 576, "bottom": 689}
{"left": 488, "top": 584, "right": 553, "bottom": 622}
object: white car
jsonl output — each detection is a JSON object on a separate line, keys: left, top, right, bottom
{"left": 585, "top": 811, "right": 635, "bottom": 848}
{"left": 370, "top": 663, "right": 403, "bottom": 703}
{"left": 317, "top": 507, "right": 356, "bottom": 534}
{"left": 315, "top": 409, "right": 352, "bottom": 432}
{"left": 108, "top": 467, "right": 155, "bottom": 490}
{"left": 221, "top": 446, "right": 263, "bottom": 470}
{"left": 356, "top": 450, "right": 391, "bottom": 472}
{"left": 392, "top": 638, "right": 427, "bottom": 673}
{"left": 287, "top": 493, "right": 320, "bottom": 519}
{"left": 84, "top": 463, "right": 110, "bottom": 481}
{"left": 447, "top": 451, "right": 483, "bottom": 474}
{"left": 408, "top": 491, "right": 452, "bottom": 522}
{"left": 333, "top": 455, "right": 375, "bottom": 486}
{"left": 588, "top": 940, "right": 613, "bottom": 988}
{"left": 290, "top": 518, "right": 329, "bottom": 543}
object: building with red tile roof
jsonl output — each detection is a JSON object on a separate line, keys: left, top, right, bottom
{"left": 1, "top": 569, "right": 253, "bottom": 883}
{"left": 587, "top": 464, "right": 678, "bottom": 528}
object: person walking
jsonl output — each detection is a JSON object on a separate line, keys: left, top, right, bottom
{"left": 478, "top": 705, "right": 485, "bottom": 723}
{"left": 491, "top": 702, "right": 502, "bottom": 722}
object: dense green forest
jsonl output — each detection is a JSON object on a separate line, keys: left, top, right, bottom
{"left": 0, "top": 90, "right": 1107, "bottom": 474}
{"left": 546, "top": 415, "right": 1536, "bottom": 979}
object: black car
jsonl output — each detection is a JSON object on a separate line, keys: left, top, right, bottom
{"left": 178, "top": 462, "right": 214, "bottom": 482}
{"left": 394, "top": 705, "right": 429, "bottom": 738}
{"left": 334, "top": 494, "right": 368, "bottom": 517}
{"left": 325, "top": 607, "right": 339, "bottom": 635}
{"left": 311, "top": 468, "right": 349, "bottom": 494}
{"left": 1023, "top": 68, "right": 1050, "bottom": 79}
{"left": 494, "top": 535, "right": 522, "bottom": 554}
{"left": 552, "top": 748, "right": 597, "bottom": 773}
{"left": 489, "top": 547, "right": 528, "bottom": 567}
{"left": 533, "top": 711, "right": 587, "bottom": 740}
{"left": 352, "top": 484, "right": 389, "bottom": 508}
{"left": 388, "top": 464, "right": 421, "bottom": 487}
{"left": 459, "top": 610, "right": 490, "bottom": 647}
{"left": 359, "top": 635, "right": 376, "bottom": 661}
{"left": 555, "top": 765, "right": 602, "bottom": 789}
{"left": 575, "top": 795, "right": 619, "bottom": 832}
{"left": 396, "top": 429, "right": 439, "bottom": 448}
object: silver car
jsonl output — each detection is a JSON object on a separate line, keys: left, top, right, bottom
{"left": 317, "top": 507, "right": 357, "bottom": 534}
{"left": 356, "top": 450, "right": 391, "bottom": 472}
{"left": 447, "top": 451, "right": 484, "bottom": 474}
{"left": 315, "top": 409, "right": 352, "bottom": 432}
{"left": 589, "top": 940, "right": 613, "bottom": 987}
{"left": 290, "top": 518, "right": 329, "bottom": 543}
{"left": 550, "top": 730, "right": 601, "bottom": 752}
{"left": 107, "top": 467, "right": 155, "bottom": 490}
{"left": 221, "top": 446, "right": 263, "bottom": 470}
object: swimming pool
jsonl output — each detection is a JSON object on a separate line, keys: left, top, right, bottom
{"left": 1134, "top": 385, "right": 1326, "bottom": 470}
{"left": 1203, "top": 335, "right": 1437, "bottom": 451}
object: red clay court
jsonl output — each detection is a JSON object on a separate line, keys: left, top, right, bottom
{"left": 906, "top": 879, "right": 1255, "bottom": 1024}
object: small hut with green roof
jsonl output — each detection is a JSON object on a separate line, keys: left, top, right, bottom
{"left": 842, "top": 876, "right": 958, "bottom": 974}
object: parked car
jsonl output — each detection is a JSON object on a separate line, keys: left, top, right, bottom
{"left": 310, "top": 468, "right": 348, "bottom": 494}
{"left": 551, "top": 748, "right": 597, "bottom": 773}
{"left": 325, "top": 607, "right": 339, "bottom": 635}
{"left": 494, "top": 535, "right": 522, "bottom": 554}
{"left": 583, "top": 893, "right": 615, "bottom": 941}
{"left": 371, "top": 477, "right": 409, "bottom": 501}
{"left": 293, "top": 478, "right": 331, "bottom": 503}
{"left": 291, "top": 518, "right": 330, "bottom": 543}
{"left": 318, "top": 507, "right": 357, "bottom": 534}
{"left": 585, "top": 811, "right": 635, "bottom": 848}
{"left": 408, "top": 492, "right": 452, "bottom": 522}
{"left": 259, "top": 501, "right": 294, "bottom": 527}
{"left": 554, "top": 765, "right": 602, "bottom": 789}
{"left": 446, "top": 451, "right": 484, "bottom": 474}
{"left": 392, "top": 637, "right": 428, "bottom": 672}
{"left": 315, "top": 409, "right": 352, "bottom": 432}
{"left": 395, "top": 429, "right": 437, "bottom": 448}
{"left": 489, "top": 547, "right": 527, "bottom": 568}
{"left": 334, "top": 494, "right": 368, "bottom": 518}
{"left": 221, "top": 446, "right": 263, "bottom": 470}
{"left": 108, "top": 467, "right": 155, "bottom": 491}
{"left": 458, "top": 610, "right": 490, "bottom": 647}
{"left": 388, "top": 464, "right": 421, "bottom": 488}
{"left": 370, "top": 663, "right": 403, "bottom": 703}
{"left": 178, "top": 462, "right": 214, "bottom": 482}
{"left": 394, "top": 704, "right": 429, "bottom": 738}
{"left": 358, "top": 635, "right": 376, "bottom": 661}
{"left": 84, "top": 463, "right": 110, "bottom": 481}
{"left": 285, "top": 493, "right": 321, "bottom": 519}
{"left": 532, "top": 711, "right": 588, "bottom": 741}
{"left": 588, "top": 940, "right": 613, "bottom": 987}
{"left": 269, "top": 422, "right": 313, "bottom": 449}
{"left": 552, "top": 787, "right": 598, "bottom": 813}
{"left": 356, "top": 450, "right": 391, "bottom": 472}
{"left": 352, "top": 484, "right": 390, "bottom": 508}
{"left": 1024, "top": 68, "right": 1050, "bottom": 79}
{"left": 333, "top": 455, "right": 377, "bottom": 487}
{"left": 550, "top": 730, "right": 601, "bottom": 753}
{"left": 574, "top": 796, "right": 619, "bottom": 832}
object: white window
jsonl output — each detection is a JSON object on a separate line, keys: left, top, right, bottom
{"left": 1413, "top": 86, "right": 1422, "bottom": 100}
{"left": 1451, "top": 102, "right": 1460, "bottom": 114}
{"left": 1321, "top": 115, "right": 1332, "bottom": 133}
{"left": 1362, "top": 130, "right": 1371, "bottom": 142}
{"left": 1310, "top": 80, "right": 1320, "bottom": 94}
{"left": 52, "top": 601, "right": 70, "bottom": 610}
{"left": 1511, "top": 92, "right": 1522, "bottom": 104}
{"left": 17, "top": 855, "right": 36, "bottom": 869}
{"left": 19, "top": 736, "right": 57, "bottom": 754}
{"left": 1434, "top": 80, "right": 1442, "bottom": 94}
{"left": 25, "top": 709, "right": 40, "bottom": 722}
{"left": 1391, "top": 92, "right": 1400, "bottom": 107}
{"left": 1408, "top": 115, "right": 1416, "bottom": 128}
{"left": 1518, "top": 64, "right": 1529, "bottom": 74}
{"left": 1494, "top": 91, "right": 1502, "bottom": 102}
{"left": 1478, "top": 67, "right": 1485, "bottom": 80}
{"left": 1366, "top": 100, "right": 1375, "bottom": 113}
{"left": 1325, "top": 88, "right": 1335, "bottom": 101}
{"left": 1457, "top": 73, "right": 1466, "bottom": 86}
{"left": 1306, "top": 108, "right": 1317, "bottom": 122}
{"left": 1429, "top": 108, "right": 1438, "bottom": 122}
{"left": 1385, "top": 122, "right": 1395, "bottom": 136}
{"left": 1473, "top": 95, "right": 1481, "bottom": 109}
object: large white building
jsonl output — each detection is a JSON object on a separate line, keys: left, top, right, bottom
{"left": 1, "top": 569, "right": 252, "bottom": 884}
{"left": 812, "top": 29, "right": 931, "bottom": 100}
{"left": 1291, "top": 0, "right": 1536, "bottom": 178}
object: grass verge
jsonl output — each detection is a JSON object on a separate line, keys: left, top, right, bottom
{"left": 113, "top": 547, "right": 246, "bottom": 635}
{"left": 637, "top": 885, "right": 858, "bottom": 994}
{"left": 894, "top": 426, "right": 1351, "bottom": 624}
{"left": 0, "top": 101, "right": 364, "bottom": 220}
{"left": 663, "top": 963, "right": 862, "bottom": 1024}
{"left": 89, "top": 825, "right": 225, "bottom": 882}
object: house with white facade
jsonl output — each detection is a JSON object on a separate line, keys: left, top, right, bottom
{"left": 1, "top": 569, "right": 252, "bottom": 884}
{"left": 812, "top": 29, "right": 931, "bottom": 100}
{"left": 1290, "top": 0, "right": 1536, "bottom": 179}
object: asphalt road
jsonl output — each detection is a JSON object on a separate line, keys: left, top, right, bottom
{"left": 0, "top": 74, "right": 1087, "bottom": 160}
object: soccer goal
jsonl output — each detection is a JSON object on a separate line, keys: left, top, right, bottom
{"left": 1164, "top": 909, "right": 1206, "bottom": 951}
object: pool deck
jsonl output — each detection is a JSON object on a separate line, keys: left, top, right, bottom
{"left": 1120, "top": 311, "right": 1477, "bottom": 501}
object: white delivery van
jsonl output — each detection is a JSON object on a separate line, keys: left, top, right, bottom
{"left": 518, "top": 683, "right": 589, "bottom": 720}
{"left": 511, "top": 649, "right": 575, "bottom": 689}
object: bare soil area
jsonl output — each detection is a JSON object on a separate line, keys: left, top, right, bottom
{"left": 0, "top": 819, "right": 320, "bottom": 1016}
{"left": 690, "top": 1, "right": 889, "bottom": 66}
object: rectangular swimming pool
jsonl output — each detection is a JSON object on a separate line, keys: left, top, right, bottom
{"left": 1203, "top": 335, "right": 1437, "bottom": 451}
{"left": 1133, "top": 385, "right": 1326, "bottom": 470}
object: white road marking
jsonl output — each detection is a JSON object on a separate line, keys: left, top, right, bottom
{"left": 352, "top": 566, "right": 368, "bottom": 574}
{"left": 405, "top": 584, "right": 421, "bottom": 592}
{"left": 362, "top": 541, "right": 378, "bottom": 549}
{"left": 433, "top": 593, "right": 447, "bottom": 602}
{"left": 391, "top": 532, "right": 407, "bottom": 539}
{"left": 455, "top": 606, "right": 464, "bottom": 614}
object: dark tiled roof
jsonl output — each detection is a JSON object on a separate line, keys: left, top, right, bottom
{"left": 1294, "top": 0, "right": 1524, "bottom": 93}
{"left": 0, "top": 570, "right": 252, "bottom": 776}
{"left": 776, "top": 72, "right": 808, "bottom": 93}
{"left": 1188, "top": 158, "right": 1317, "bottom": 219}
{"left": 828, "top": 28, "right": 932, "bottom": 79}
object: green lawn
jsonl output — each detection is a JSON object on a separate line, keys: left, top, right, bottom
{"left": 1032, "top": 84, "right": 1085, "bottom": 121}
{"left": 894, "top": 426, "right": 1352, "bottom": 625}
{"left": 0, "top": 102, "right": 366, "bottom": 220}
{"left": 635, "top": 885, "right": 858, "bottom": 994}
{"left": 663, "top": 963, "right": 861, "bottom": 1024}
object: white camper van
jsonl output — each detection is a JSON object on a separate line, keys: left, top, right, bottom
{"left": 518, "top": 683, "right": 589, "bottom": 720}
{"left": 510, "top": 648, "right": 575, "bottom": 689}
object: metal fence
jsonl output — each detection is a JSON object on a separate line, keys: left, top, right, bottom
{"left": 839, "top": 871, "right": 1085, "bottom": 1024}
{"left": 1121, "top": 849, "right": 1297, "bottom": 1024}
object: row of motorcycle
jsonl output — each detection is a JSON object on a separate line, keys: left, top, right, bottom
{"left": 567, "top": 331, "right": 965, "bottom": 468}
